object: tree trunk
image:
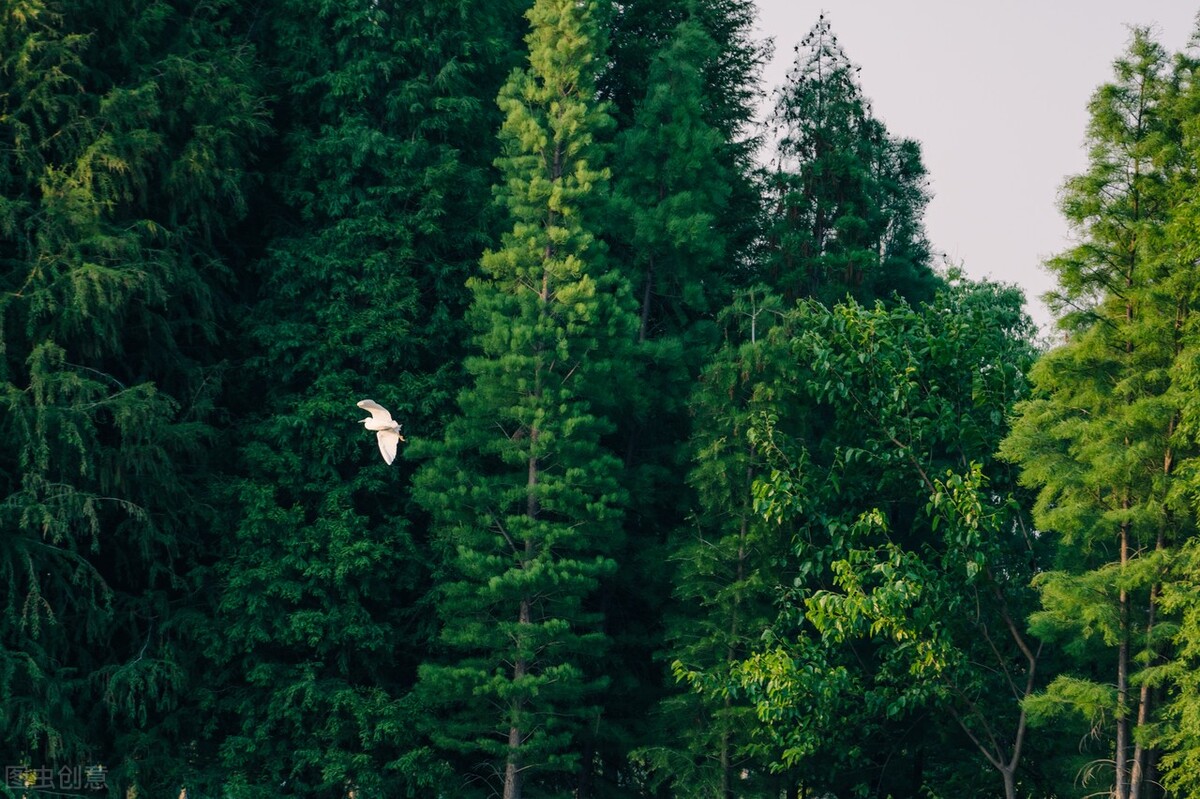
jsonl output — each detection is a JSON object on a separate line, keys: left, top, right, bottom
{"left": 1001, "top": 766, "right": 1016, "bottom": 799}
{"left": 638, "top": 256, "right": 654, "bottom": 344}
{"left": 503, "top": 713, "right": 523, "bottom": 799}
{"left": 720, "top": 464, "right": 751, "bottom": 799}
{"left": 1115, "top": 517, "right": 1131, "bottom": 799}
{"left": 507, "top": 416, "right": 541, "bottom": 799}
{"left": 1129, "top": 588, "right": 1156, "bottom": 799}
{"left": 1131, "top": 527, "right": 1165, "bottom": 799}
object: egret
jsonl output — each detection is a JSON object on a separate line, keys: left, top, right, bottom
{"left": 357, "top": 399, "right": 405, "bottom": 465}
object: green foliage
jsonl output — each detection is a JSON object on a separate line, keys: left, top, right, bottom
{"left": 27, "top": 4, "right": 1200, "bottom": 798}
{"left": 410, "top": 1, "right": 638, "bottom": 795}
{"left": 603, "top": 11, "right": 766, "bottom": 793}
{"left": 198, "top": 0, "right": 523, "bottom": 793}
{"left": 650, "top": 286, "right": 798, "bottom": 798}
{"left": 717, "top": 279, "right": 1040, "bottom": 797}
{"left": 763, "top": 17, "right": 939, "bottom": 306}
{"left": 0, "top": 0, "right": 264, "bottom": 789}
{"left": 1000, "top": 26, "right": 1200, "bottom": 799}
{"left": 1142, "top": 31, "right": 1200, "bottom": 798}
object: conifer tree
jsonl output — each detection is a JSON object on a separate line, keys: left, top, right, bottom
{"left": 1134, "top": 30, "right": 1200, "bottom": 797}
{"left": 601, "top": 0, "right": 765, "bottom": 148}
{"left": 602, "top": 0, "right": 765, "bottom": 303}
{"left": 201, "top": 0, "right": 523, "bottom": 794}
{"left": 614, "top": 18, "right": 734, "bottom": 343}
{"left": 654, "top": 287, "right": 801, "bottom": 798}
{"left": 765, "top": 17, "right": 937, "bottom": 306}
{"left": 595, "top": 16, "right": 755, "bottom": 792}
{"left": 411, "top": 1, "right": 638, "bottom": 796}
{"left": 0, "top": 0, "right": 264, "bottom": 789}
{"left": 999, "top": 29, "right": 1190, "bottom": 799}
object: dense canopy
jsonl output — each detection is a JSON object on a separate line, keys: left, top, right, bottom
{"left": 5, "top": 2, "right": 1200, "bottom": 798}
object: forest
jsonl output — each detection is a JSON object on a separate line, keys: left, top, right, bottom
{"left": 4, "top": 0, "right": 1200, "bottom": 797}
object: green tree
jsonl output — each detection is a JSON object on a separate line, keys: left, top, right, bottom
{"left": 764, "top": 16, "right": 938, "bottom": 306}
{"left": 601, "top": 0, "right": 765, "bottom": 154}
{"left": 656, "top": 286, "right": 802, "bottom": 799}
{"left": 200, "top": 0, "right": 522, "bottom": 794}
{"left": 410, "top": 1, "right": 638, "bottom": 796}
{"left": 1132, "top": 29, "right": 1200, "bottom": 798}
{"left": 0, "top": 0, "right": 265, "bottom": 791}
{"left": 716, "top": 281, "right": 1039, "bottom": 798}
{"left": 613, "top": 16, "right": 735, "bottom": 344}
{"left": 999, "top": 28, "right": 1189, "bottom": 799}
{"left": 596, "top": 15, "right": 761, "bottom": 794}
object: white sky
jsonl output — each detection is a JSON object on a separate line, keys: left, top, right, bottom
{"left": 753, "top": 2, "right": 1199, "bottom": 335}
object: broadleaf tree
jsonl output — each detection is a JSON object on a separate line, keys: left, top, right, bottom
{"left": 724, "top": 280, "right": 1041, "bottom": 798}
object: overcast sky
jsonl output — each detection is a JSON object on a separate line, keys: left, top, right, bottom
{"left": 753, "top": 2, "right": 1199, "bottom": 335}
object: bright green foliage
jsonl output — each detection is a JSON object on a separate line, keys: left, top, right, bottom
{"left": 1142, "top": 33, "right": 1200, "bottom": 798}
{"left": 411, "top": 1, "right": 638, "bottom": 796}
{"left": 201, "top": 0, "right": 521, "bottom": 794}
{"left": 0, "top": 0, "right": 264, "bottom": 789}
{"left": 764, "top": 17, "right": 938, "bottom": 306}
{"left": 724, "top": 280, "right": 1039, "bottom": 798}
{"left": 999, "top": 28, "right": 1192, "bottom": 799}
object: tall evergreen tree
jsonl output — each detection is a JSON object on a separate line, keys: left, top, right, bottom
{"left": 614, "top": 17, "right": 734, "bottom": 343}
{"left": 600, "top": 0, "right": 765, "bottom": 149}
{"left": 999, "top": 28, "right": 1190, "bottom": 799}
{"left": 1138, "top": 28, "right": 1200, "bottom": 797}
{"left": 201, "top": 0, "right": 522, "bottom": 794}
{"left": 601, "top": 0, "right": 765, "bottom": 307}
{"left": 597, "top": 15, "right": 757, "bottom": 794}
{"left": 0, "top": 0, "right": 264, "bottom": 791}
{"left": 411, "top": 1, "right": 638, "bottom": 796}
{"left": 764, "top": 17, "right": 937, "bottom": 306}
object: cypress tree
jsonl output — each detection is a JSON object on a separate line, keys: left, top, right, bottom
{"left": 614, "top": 16, "right": 735, "bottom": 343}
{"left": 0, "top": 0, "right": 264, "bottom": 790}
{"left": 596, "top": 15, "right": 757, "bottom": 794}
{"left": 411, "top": 1, "right": 638, "bottom": 796}
{"left": 1137, "top": 29, "right": 1200, "bottom": 797}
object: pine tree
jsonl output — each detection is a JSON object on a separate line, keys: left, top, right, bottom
{"left": 764, "top": 17, "right": 938, "bottom": 306}
{"left": 410, "top": 1, "right": 638, "bottom": 796}
{"left": 200, "top": 0, "right": 523, "bottom": 794}
{"left": 0, "top": 0, "right": 264, "bottom": 790}
{"left": 999, "top": 28, "right": 1190, "bottom": 799}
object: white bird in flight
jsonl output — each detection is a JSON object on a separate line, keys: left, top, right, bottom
{"left": 357, "top": 399, "right": 405, "bottom": 465}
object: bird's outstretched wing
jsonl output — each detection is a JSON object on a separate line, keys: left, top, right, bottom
{"left": 357, "top": 399, "right": 395, "bottom": 425}
{"left": 376, "top": 429, "right": 402, "bottom": 465}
